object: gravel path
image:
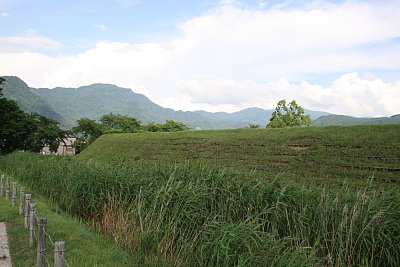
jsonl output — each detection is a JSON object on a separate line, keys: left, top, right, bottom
{"left": 0, "top": 222, "right": 12, "bottom": 267}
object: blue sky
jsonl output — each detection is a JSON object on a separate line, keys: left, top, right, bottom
{"left": 1, "top": 0, "right": 285, "bottom": 53}
{"left": 1, "top": 0, "right": 400, "bottom": 116}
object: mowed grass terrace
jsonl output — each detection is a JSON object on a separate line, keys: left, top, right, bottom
{"left": 78, "top": 124, "right": 400, "bottom": 188}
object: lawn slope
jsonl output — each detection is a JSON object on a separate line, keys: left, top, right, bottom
{"left": 78, "top": 125, "right": 400, "bottom": 187}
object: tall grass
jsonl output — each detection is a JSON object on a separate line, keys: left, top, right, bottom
{"left": 1, "top": 152, "right": 399, "bottom": 266}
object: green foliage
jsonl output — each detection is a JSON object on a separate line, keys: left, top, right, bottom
{"left": 160, "top": 120, "right": 190, "bottom": 132}
{"left": 0, "top": 78, "right": 65, "bottom": 154}
{"left": 145, "top": 122, "right": 161, "bottom": 132}
{"left": 1, "top": 153, "right": 399, "bottom": 266}
{"left": 72, "top": 114, "right": 190, "bottom": 147}
{"left": 0, "top": 93, "right": 30, "bottom": 154}
{"left": 71, "top": 118, "right": 108, "bottom": 146}
{"left": 25, "top": 113, "right": 66, "bottom": 153}
{"left": 100, "top": 113, "right": 142, "bottom": 132}
{"left": 144, "top": 120, "right": 190, "bottom": 132}
{"left": 267, "top": 100, "right": 311, "bottom": 128}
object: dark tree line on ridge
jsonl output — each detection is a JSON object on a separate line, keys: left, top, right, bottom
{"left": 71, "top": 113, "right": 190, "bottom": 149}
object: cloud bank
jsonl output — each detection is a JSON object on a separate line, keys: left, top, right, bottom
{"left": 1, "top": 0, "right": 400, "bottom": 117}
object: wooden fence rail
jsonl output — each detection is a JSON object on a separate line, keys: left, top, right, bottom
{"left": 1, "top": 174, "right": 70, "bottom": 267}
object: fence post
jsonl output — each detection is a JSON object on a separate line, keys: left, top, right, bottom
{"left": 19, "top": 187, "right": 25, "bottom": 215}
{"left": 12, "top": 181, "right": 17, "bottom": 207}
{"left": 24, "top": 193, "right": 32, "bottom": 229}
{"left": 29, "top": 203, "right": 37, "bottom": 247}
{"left": 54, "top": 241, "right": 65, "bottom": 267}
{"left": 0, "top": 174, "right": 3, "bottom": 196}
{"left": 5, "top": 176, "right": 10, "bottom": 200}
{"left": 37, "top": 218, "right": 47, "bottom": 267}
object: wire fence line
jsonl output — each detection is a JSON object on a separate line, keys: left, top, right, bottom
{"left": 43, "top": 253, "right": 52, "bottom": 267}
{"left": 44, "top": 228, "right": 55, "bottom": 246}
{"left": 1, "top": 174, "right": 72, "bottom": 267}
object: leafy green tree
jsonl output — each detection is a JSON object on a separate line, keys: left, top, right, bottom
{"left": 71, "top": 118, "right": 107, "bottom": 145}
{"left": 1, "top": 77, "right": 29, "bottom": 153}
{"left": 143, "top": 120, "right": 190, "bottom": 132}
{"left": 145, "top": 122, "right": 161, "bottom": 132}
{"left": 160, "top": 120, "right": 190, "bottom": 132}
{"left": 0, "top": 95, "right": 30, "bottom": 154}
{"left": 26, "top": 113, "right": 66, "bottom": 153}
{"left": 0, "top": 77, "right": 66, "bottom": 154}
{"left": 100, "top": 113, "right": 141, "bottom": 132}
{"left": 267, "top": 100, "right": 311, "bottom": 128}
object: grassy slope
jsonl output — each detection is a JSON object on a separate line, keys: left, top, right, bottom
{"left": 0, "top": 174, "right": 136, "bottom": 267}
{"left": 2, "top": 123, "right": 400, "bottom": 266}
{"left": 78, "top": 125, "right": 400, "bottom": 188}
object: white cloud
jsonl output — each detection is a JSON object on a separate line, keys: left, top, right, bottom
{"left": 0, "top": 12, "right": 11, "bottom": 17}
{"left": 95, "top": 24, "right": 108, "bottom": 32}
{"left": 0, "top": 29, "right": 61, "bottom": 52}
{"left": 1, "top": 1, "right": 400, "bottom": 117}
{"left": 173, "top": 73, "right": 400, "bottom": 117}
{"left": 173, "top": 1, "right": 400, "bottom": 81}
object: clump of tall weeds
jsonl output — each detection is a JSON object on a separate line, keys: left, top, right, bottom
{"left": 1, "top": 152, "right": 399, "bottom": 266}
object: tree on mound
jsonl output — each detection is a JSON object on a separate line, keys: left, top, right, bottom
{"left": 100, "top": 113, "right": 142, "bottom": 132}
{"left": 267, "top": 100, "right": 311, "bottom": 128}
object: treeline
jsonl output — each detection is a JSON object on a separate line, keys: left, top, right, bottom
{"left": 0, "top": 77, "right": 65, "bottom": 154}
{"left": 72, "top": 113, "right": 190, "bottom": 148}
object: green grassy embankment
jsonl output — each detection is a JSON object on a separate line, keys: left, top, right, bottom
{"left": 0, "top": 172, "right": 137, "bottom": 267}
{"left": 1, "top": 125, "right": 399, "bottom": 266}
{"left": 78, "top": 125, "right": 400, "bottom": 187}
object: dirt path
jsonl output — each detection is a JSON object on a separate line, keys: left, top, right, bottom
{"left": 0, "top": 222, "right": 12, "bottom": 267}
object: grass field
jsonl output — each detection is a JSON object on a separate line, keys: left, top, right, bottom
{"left": 78, "top": 125, "right": 400, "bottom": 188}
{"left": 1, "top": 125, "right": 400, "bottom": 266}
{"left": 0, "top": 173, "right": 137, "bottom": 267}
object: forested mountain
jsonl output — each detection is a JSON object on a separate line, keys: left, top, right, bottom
{"left": 1, "top": 76, "right": 65, "bottom": 125}
{"left": 34, "top": 83, "right": 252, "bottom": 129}
{"left": 311, "top": 114, "right": 400, "bottom": 126}
{"left": 3, "top": 76, "right": 375, "bottom": 130}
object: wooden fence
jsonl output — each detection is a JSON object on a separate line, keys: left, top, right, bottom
{"left": 1, "top": 174, "right": 70, "bottom": 267}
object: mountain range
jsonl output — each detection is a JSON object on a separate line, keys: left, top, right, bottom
{"left": 1, "top": 76, "right": 399, "bottom": 129}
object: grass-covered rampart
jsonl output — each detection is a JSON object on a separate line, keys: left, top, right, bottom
{"left": 77, "top": 125, "right": 400, "bottom": 187}
{"left": 1, "top": 152, "right": 400, "bottom": 266}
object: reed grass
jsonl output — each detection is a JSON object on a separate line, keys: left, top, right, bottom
{"left": 1, "top": 152, "right": 399, "bottom": 266}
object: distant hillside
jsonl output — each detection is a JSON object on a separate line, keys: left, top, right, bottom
{"left": 34, "top": 84, "right": 246, "bottom": 130}
{"left": 311, "top": 114, "right": 400, "bottom": 126}
{"left": 2, "top": 76, "right": 332, "bottom": 130}
{"left": 1, "top": 76, "right": 66, "bottom": 125}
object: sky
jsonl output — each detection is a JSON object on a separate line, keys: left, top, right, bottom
{"left": 1, "top": 0, "right": 400, "bottom": 117}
